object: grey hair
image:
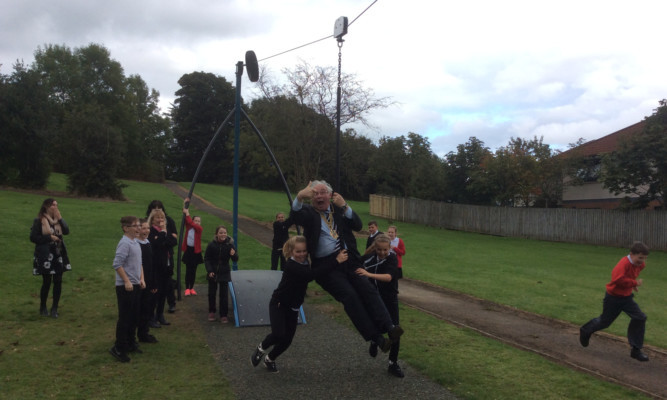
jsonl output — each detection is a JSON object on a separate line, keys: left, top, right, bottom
{"left": 310, "top": 180, "right": 333, "bottom": 193}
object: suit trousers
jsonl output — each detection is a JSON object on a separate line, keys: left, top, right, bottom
{"left": 313, "top": 254, "right": 393, "bottom": 341}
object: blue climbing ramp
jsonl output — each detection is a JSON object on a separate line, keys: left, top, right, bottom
{"left": 229, "top": 270, "right": 307, "bottom": 327}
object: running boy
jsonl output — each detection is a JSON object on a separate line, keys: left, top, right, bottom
{"left": 357, "top": 233, "right": 405, "bottom": 377}
{"left": 579, "top": 241, "right": 650, "bottom": 361}
{"left": 251, "top": 236, "right": 347, "bottom": 372}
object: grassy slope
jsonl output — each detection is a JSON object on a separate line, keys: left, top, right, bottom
{"left": 0, "top": 177, "right": 660, "bottom": 399}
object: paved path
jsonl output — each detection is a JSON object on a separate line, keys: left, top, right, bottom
{"left": 166, "top": 183, "right": 666, "bottom": 399}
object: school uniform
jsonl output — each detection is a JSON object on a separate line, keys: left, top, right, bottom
{"left": 362, "top": 252, "right": 401, "bottom": 362}
{"left": 204, "top": 237, "right": 238, "bottom": 318}
{"left": 260, "top": 257, "right": 313, "bottom": 360}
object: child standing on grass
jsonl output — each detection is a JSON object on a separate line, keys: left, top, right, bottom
{"left": 181, "top": 198, "right": 203, "bottom": 296}
{"left": 110, "top": 216, "right": 145, "bottom": 363}
{"left": 579, "top": 241, "right": 650, "bottom": 362}
{"left": 387, "top": 225, "right": 406, "bottom": 279}
{"left": 204, "top": 225, "right": 238, "bottom": 323}
{"left": 251, "top": 236, "right": 347, "bottom": 373}
{"left": 357, "top": 233, "right": 404, "bottom": 377}
{"left": 136, "top": 218, "right": 158, "bottom": 344}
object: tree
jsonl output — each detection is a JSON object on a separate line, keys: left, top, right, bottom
{"left": 444, "top": 137, "right": 493, "bottom": 204}
{"left": 601, "top": 99, "right": 667, "bottom": 209}
{"left": 122, "top": 75, "right": 171, "bottom": 181}
{"left": 61, "top": 103, "right": 126, "bottom": 199}
{"left": 483, "top": 136, "right": 565, "bottom": 207}
{"left": 26, "top": 43, "right": 166, "bottom": 196}
{"left": 0, "top": 62, "right": 52, "bottom": 188}
{"left": 243, "top": 95, "right": 337, "bottom": 190}
{"left": 168, "top": 72, "right": 236, "bottom": 183}
{"left": 256, "top": 61, "right": 395, "bottom": 128}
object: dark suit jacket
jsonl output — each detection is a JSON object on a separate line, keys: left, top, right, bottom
{"left": 290, "top": 202, "right": 362, "bottom": 262}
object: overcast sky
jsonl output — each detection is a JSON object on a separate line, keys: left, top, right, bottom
{"left": 2, "top": 0, "right": 666, "bottom": 156}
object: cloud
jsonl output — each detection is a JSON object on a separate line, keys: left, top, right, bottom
{"left": 2, "top": 0, "right": 667, "bottom": 158}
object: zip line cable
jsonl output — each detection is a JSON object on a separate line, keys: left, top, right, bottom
{"left": 257, "top": 0, "right": 378, "bottom": 63}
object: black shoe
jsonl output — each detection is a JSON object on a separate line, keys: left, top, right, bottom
{"left": 264, "top": 356, "right": 278, "bottom": 373}
{"left": 149, "top": 320, "right": 161, "bottom": 329}
{"left": 40, "top": 306, "right": 49, "bottom": 317}
{"left": 579, "top": 327, "right": 590, "bottom": 347}
{"left": 109, "top": 346, "right": 130, "bottom": 363}
{"left": 388, "top": 362, "right": 405, "bottom": 378}
{"left": 388, "top": 325, "right": 404, "bottom": 342}
{"left": 157, "top": 315, "right": 170, "bottom": 326}
{"left": 167, "top": 305, "right": 176, "bottom": 314}
{"left": 368, "top": 343, "right": 378, "bottom": 358}
{"left": 251, "top": 344, "right": 264, "bottom": 367}
{"left": 138, "top": 335, "right": 158, "bottom": 343}
{"left": 631, "top": 348, "right": 649, "bottom": 362}
{"left": 50, "top": 307, "right": 58, "bottom": 318}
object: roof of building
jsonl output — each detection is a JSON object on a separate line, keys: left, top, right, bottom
{"left": 561, "top": 120, "right": 646, "bottom": 158}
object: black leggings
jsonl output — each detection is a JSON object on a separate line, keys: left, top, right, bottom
{"left": 185, "top": 263, "right": 198, "bottom": 289}
{"left": 261, "top": 300, "right": 299, "bottom": 360}
{"left": 41, "top": 273, "right": 63, "bottom": 308}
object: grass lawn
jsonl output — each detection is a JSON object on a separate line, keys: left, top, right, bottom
{"left": 0, "top": 176, "right": 661, "bottom": 399}
{"left": 183, "top": 183, "right": 667, "bottom": 348}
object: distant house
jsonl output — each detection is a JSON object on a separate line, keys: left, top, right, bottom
{"left": 561, "top": 121, "right": 647, "bottom": 209}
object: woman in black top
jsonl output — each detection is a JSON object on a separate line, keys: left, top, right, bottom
{"left": 30, "top": 198, "right": 71, "bottom": 318}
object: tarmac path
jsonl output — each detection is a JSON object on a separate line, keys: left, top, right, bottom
{"left": 166, "top": 183, "right": 666, "bottom": 399}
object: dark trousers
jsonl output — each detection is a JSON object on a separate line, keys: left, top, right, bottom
{"left": 138, "top": 289, "right": 156, "bottom": 340}
{"left": 382, "top": 294, "right": 401, "bottom": 362}
{"left": 208, "top": 280, "right": 229, "bottom": 317}
{"left": 155, "top": 273, "right": 171, "bottom": 317}
{"left": 115, "top": 284, "right": 141, "bottom": 352}
{"left": 271, "top": 249, "right": 286, "bottom": 271}
{"left": 581, "top": 292, "right": 647, "bottom": 349}
{"left": 40, "top": 273, "right": 63, "bottom": 308}
{"left": 261, "top": 299, "right": 299, "bottom": 360}
{"left": 185, "top": 263, "right": 198, "bottom": 289}
{"left": 313, "top": 255, "right": 393, "bottom": 341}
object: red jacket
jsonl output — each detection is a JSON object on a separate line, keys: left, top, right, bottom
{"left": 391, "top": 238, "right": 406, "bottom": 268}
{"left": 605, "top": 255, "right": 645, "bottom": 297}
{"left": 181, "top": 215, "right": 203, "bottom": 254}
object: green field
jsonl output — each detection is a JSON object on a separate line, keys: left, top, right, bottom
{"left": 0, "top": 176, "right": 661, "bottom": 399}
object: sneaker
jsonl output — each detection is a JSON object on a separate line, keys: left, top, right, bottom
{"left": 221, "top": 316, "right": 229, "bottom": 323}
{"left": 208, "top": 313, "right": 216, "bottom": 322}
{"left": 138, "top": 335, "right": 158, "bottom": 344}
{"left": 168, "top": 305, "right": 176, "bottom": 313}
{"left": 264, "top": 356, "right": 278, "bottom": 373}
{"left": 368, "top": 342, "right": 378, "bottom": 358}
{"left": 631, "top": 348, "right": 649, "bottom": 362}
{"left": 388, "top": 362, "right": 405, "bottom": 378}
{"left": 190, "top": 289, "right": 198, "bottom": 296}
{"left": 388, "top": 325, "right": 404, "bottom": 342}
{"left": 251, "top": 344, "right": 264, "bottom": 367}
{"left": 109, "top": 346, "right": 130, "bottom": 363}
{"left": 579, "top": 327, "right": 590, "bottom": 347}
{"left": 184, "top": 289, "right": 191, "bottom": 296}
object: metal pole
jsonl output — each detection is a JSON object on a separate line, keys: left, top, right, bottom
{"left": 176, "top": 108, "right": 236, "bottom": 298}
{"left": 232, "top": 61, "right": 243, "bottom": 270}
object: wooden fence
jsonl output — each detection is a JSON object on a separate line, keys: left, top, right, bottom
{"left": 369, "top": 194, "right": 667, "bottom": 250}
